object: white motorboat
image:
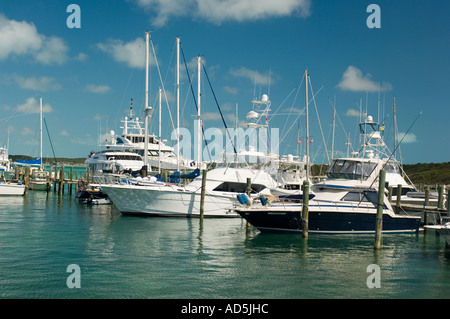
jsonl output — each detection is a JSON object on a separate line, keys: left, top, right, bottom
{"left": 0, "top": 181, "right": 26, "bottom": 196}
{"left": 235, "top": 155, "right": 421, "bottom": 234}
{"left": 29, "top": 169, "right": 50, "bottom": 191}
{"left": 101, "top": 150, "right": 280, "bottom": 217}
{"left": 85, "top": 150, "right": 145, "bottom": 174}
{"left": 424, "top": 223, "right": 450, "bottom": 246}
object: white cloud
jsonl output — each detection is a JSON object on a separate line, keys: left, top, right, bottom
{"left": 224, "top": 86, "right": 238, "bottom": 95}
{"left": 97, "top": 38, "right": 147, "bottom": 69}
{"left": 60, "top": 130, "right": 69, "bottom": 136}
{"left": 0, "top": 14, "right": 68, "bottom": 65}
{"left": 11, "top": 74, "right": 62, "bottom": 91}
{"left": 21, "top": 127, "right": 34, "bottom": 136}
{"left": 34, "top": 36, "right": 68, "bottom": 65}
{"left": 74, "top": 52, "right": 88, "bottom": 61}
{"left": 202, "top": 112, "right": 222, "bottom": 121}
{"left": 346, "top": 109, "right": 361, "bottom": 117}
{"left": 135, "top": 0, "right": 311, "bottom": 26}
{"left": 337, "top": 66, "right": 392, "bottom": 92}
{"left": 85, "top": 84, "right": 111, "bottom": 94}
{"left": 229, "top": 67, "right": 274, "bottom": 85}
{"left": 397, "top": 132, "right": 417, "bottom": 144}
{"left": 16, "top": 97, "right": 53, "bottom": 114}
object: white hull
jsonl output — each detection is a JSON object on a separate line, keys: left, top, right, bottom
{"left": 102, "top": 184, "right": 239, "bottom": 217}
{"left": 425, "top": 224, "right": 450, "bottom": 246}
{"left": 29, "top": 181, "right": 50, "bottom": 191}
{"left": 0, "top": 183, "right": 26, "bottom": 196}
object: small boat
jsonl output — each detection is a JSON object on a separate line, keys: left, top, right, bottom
{"left": 29, "top": 169, "right": 50, "bottom": 191}
{"left": 424, "top": 223, "right": 450, "bottom": 247}
{"left": 76, "top": 180, "right": 111, "bottom": 205}
{"left": 0, "top": 180, "right": 26, "bottom": 196}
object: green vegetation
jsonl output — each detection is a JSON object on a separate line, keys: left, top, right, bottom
{"left": 311, "top": 162, "right": 450, "bottom": 187}
{"left": 402, "top": 162, "right": 450, "bottom": 186}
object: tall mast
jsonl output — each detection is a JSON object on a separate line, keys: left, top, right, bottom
{"left": 40, "top": 97, "right": 43, "bottom": 169}
{"left": 158, "top": 87, "right": 162, "bottom": 174}
{"left": 144, "top": 31, "right": 151, "bottom": 172}
{"left": 305, "top": 69, "right": 309, "bottom": 181}
{"left": 331, "top": 96, "right": 336, "bottom": 160}
{"left": 176, "top": 36, "right": 180, "bottom": 172}
{"left": 197, "top": 55, "right": 202, "bottom": 168}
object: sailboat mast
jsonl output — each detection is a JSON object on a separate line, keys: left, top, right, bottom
{"left": 305, "top": 69, "right": 309, "bottom": 181}
{"left": 144, "top": 31, "right": 150, "bottom": 171}
{"left": 176, "top": 36, "right": 180, "bottom": 172}
{"left": 331, "top": 96, "right": 336, "bottom": 160}
{"left": 197, "top": 55, "right": 202, "bottom": 168}
{"left": 40, "top": 97, "right": 43, "bottom": 169}
{"left": 158, "top": 87, "right": 162, "bottom": 174}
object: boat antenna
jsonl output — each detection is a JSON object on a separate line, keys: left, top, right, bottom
{"left": 356, "top": 111, "right": 422, "bottom": 207}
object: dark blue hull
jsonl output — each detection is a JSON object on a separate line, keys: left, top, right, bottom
{"left": 237, "top": 209, "right": 421, "bottom": 234}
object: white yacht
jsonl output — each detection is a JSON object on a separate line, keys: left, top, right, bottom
{"left": 104, "top": 106, "right": 194, "bottom": 171}
{"left": 101, "top": 149, "right": 280, "bottom": 217}
{"left": 85, "top": 150, "right": 145, "bottom": 174}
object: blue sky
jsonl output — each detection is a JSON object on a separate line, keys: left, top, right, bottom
{"left": 0, "top": 0, "right": 448, "bottom": 164}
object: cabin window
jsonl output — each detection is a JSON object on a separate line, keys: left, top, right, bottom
{"left": 326, "top": 160, "right": 377, "bottom": 180}
{"left": 213, "top": 182, "right": 266, "bottom": 193}
{"left": 342, "top": 192, "right": 369, "bottom": 202}
{"left": 106, "top": 155, "right": 142, "bottom": 161}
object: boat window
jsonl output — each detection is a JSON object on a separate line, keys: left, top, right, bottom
{"left": 385, "top": 162, "right": 400, "bottom": 174}
{"left": 326, "top": 160, "right": 377, "bottom": 180}
{"left": 213, "top": 182, "right": 266, "bottom": 193}
{"left": 342, "top": 192, "right": 369, "bottom": 202}
{"left": 106, "top": 155, "right": 142, "bottom": 161}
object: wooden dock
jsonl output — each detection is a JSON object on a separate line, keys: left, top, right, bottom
{"left": 10, "top": 165, "right": 85, "bottom": 196}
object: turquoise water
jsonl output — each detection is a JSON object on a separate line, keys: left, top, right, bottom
{"left": 1, "top": 191, "right": 450, "bottom": 299}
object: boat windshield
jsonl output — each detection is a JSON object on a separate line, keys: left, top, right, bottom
{"left": 384, "top": 161, "right": 400, "bottom": 174}
{"left": 326, "top": 159, "right": 377, "bottom": 180}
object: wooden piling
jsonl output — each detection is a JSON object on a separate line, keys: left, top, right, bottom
{"left": 424, "top": 187, "right": 430, "bottom": 206}
{"left": 374, "top": 169, "right": 386, "bottom": 250}
{"left": 24, "top": 166, "right": 30, "bottom": 195}
{"left": 447, "top": 189, "right": 450, "bottom": 213}
{"left": 53, "top": 166, "right": 57, "bottom": 192}
{"left": 69, "top": 166, "right": 73, "bottom": 195}
{"left": 395, "top": 184, "right": 402, "bottom": 213}
{"left": 246, "top": 178, "right": 252, "bottom": 230}
{"left": 199, "top": 170, "right": 207, "bottom": 219}
{"left": 302, "top": 180, "right": 310, "bottom": 238}
{"left": 437, "top": 185, "right": 444, "bottom": 210}
{"left": 388, "top": 186, "right": 393, "bottom": 203}
{"left": 58, "top": 167, "right": 64, "bottom": 195}
{"left": 246, "top": 178, "right": 252, "bottom": 197}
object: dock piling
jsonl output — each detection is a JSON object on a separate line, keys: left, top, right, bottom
{"left": 302, "top": 180, "right": 310, "bottom": 238}
{"left": 199, "top": 170, "right": 207, "bottom": 219}
{"left": 374, "top": 170, "right": 386, "bottom": 250}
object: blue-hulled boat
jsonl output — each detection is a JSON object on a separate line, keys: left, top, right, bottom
{"left": 234, "top": 156, "right": 421, "bottom": 234}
